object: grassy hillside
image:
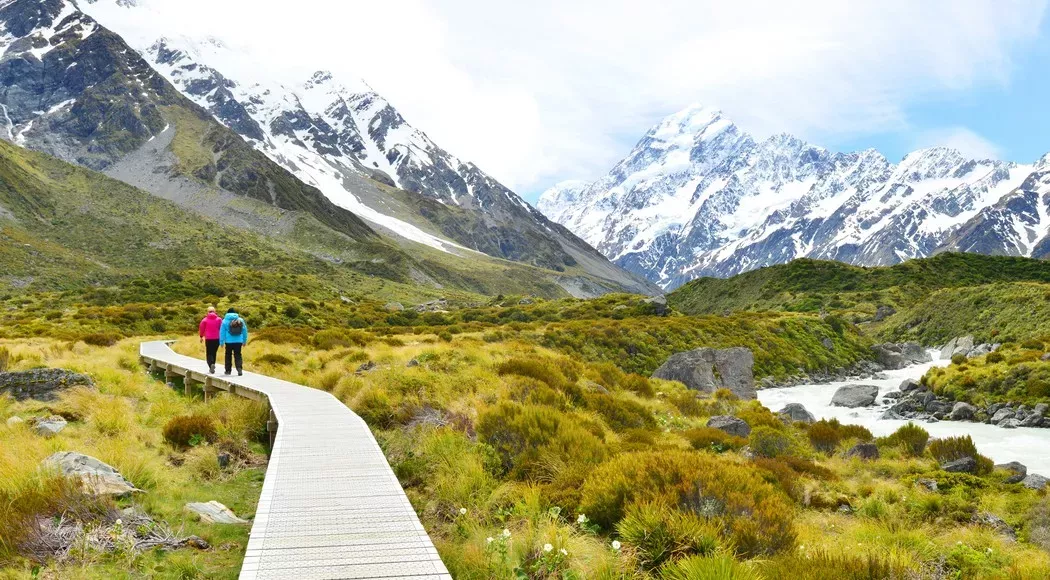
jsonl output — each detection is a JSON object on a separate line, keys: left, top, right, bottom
{"left": 669, "top": 254, "right": 1050, "bottom": 319}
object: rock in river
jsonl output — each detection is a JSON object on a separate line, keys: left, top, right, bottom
{"left": 652, "top": 347, "right": 755, "bottom": 399}
{"left": 831, "top": 384, "right": 880, "bottom": 408}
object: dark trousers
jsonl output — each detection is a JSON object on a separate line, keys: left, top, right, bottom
{"left": 224, "top": 343, "right": 243, "bottom": 374}
{"left": 204, "top": 339, "right": 220, "bottom": 367}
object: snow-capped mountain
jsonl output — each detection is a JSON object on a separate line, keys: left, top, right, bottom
{"left": 76, "top": 0, "right": 657, "bottom": 295}
{"left": 538, "top": 104, "right": 1050, "bottom": 289}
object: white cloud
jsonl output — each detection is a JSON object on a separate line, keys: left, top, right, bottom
{"left": 912, "top": 127, "right": 1004, "bottom": 160}
{"left": 93, "top": 0, "right": 1046, "bottom": 197}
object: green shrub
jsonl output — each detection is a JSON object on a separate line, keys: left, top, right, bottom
{"left": 617, "top": 502, "right": 719, "bottom": 571}
{"left": 355, "top": 389, "right": 396, "bottom": 429}
{"left": 659, "top": 552, "right": 762, "bottom": 580}
{"left": 312, "top": 328, "right": 371, "bottom": 349}
{"left": 621, "top": 373, "right": 656, "bottom": 398}
{"left": 579, "top": 450, "right": 795, "bottom": 557}
{"left": 496, "top": 357, "right": 569, "bottom": 391}
{"left": 928, "top": 435, "right": 993, "bottom": 475}
{"left": 806, "top": 419, "right": 871, "bottom": 454}
{"left": 0, "top": 346, "right": 8, "bottom": 372}
{"left": 752, "top": 457, "right": 800, "bottom": 500}
{"left": 81, "top": 333, "right": 119, "bottom": 347}
{"left": 682, "top": 426, "right": 746, "bottom": 453}
{"left": 757, "top": 550, "right": 906, "bottom": 580}
{"left": 951, "top": 353, "right": 967, "bottom": 365}
{"left": 255, "top": 327, "right": 312, "bottom": 345}
{"left": 749, "top": 426, "right": 794, "bottom": 458}
{"left": 880, "top": 422, "right": 929, "bottom": 457}
{"left": 256, "top": 353, "right": 293, "bottom": 366}
{"left": 162, "top": 414, "right": 218, "bottom": 448}
{"left": 585, "top": 393, "right": 655, "bottom": 431}
{"left": 1021, "top": 338, "right": 1045, "bottom": 350}
{"left": 985, "top": 351, "right": 1005, "bottom": 364}
{"left": 736, "top": 402, "right": 785, "bottom": 431}
{"left": 477, "top": 402, "right": 606, "bottom": 478}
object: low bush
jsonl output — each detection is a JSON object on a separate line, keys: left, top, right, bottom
{"left": 254, "top": 327, "right": 312, "bottom": 345}
{"left": 162, "top": 414, "right": 217, "bottom": 448}
{"left": 355, "top": 389, "right": 397, "bottom": 429}
{"left": 621, "top": 373, "right": 655, "bottom": 398}
{"left": 659, "top": 552, "right": 761, "bottom": 580}
{"left": 749, "top": 426, "right": 795, "bottom": 458}
{"left": 584, "top": 393, "right": 655, "bottom": 431}
{"left": 682, "top": 426, "right": 746, "bottom": 453}
{"left": 757, "top": 550, "right": 907, "bottom": 580}
{"left": 985, "top": 351, "right": 1005, "bottom": 364}
{"left": 928, "top": 435, "right": 993, "bottom": 475}
{"left": 312, "top": 328, "right": 371, "bottom": 349}
{"left": 951, "top": 353, "right": 967, "bottom": 365}
{"left": 579, "top": 450, "right": 795, "bottom": 557}
{"left": 617, "top": 502, "right": 719, "bottom": 571}
{"left": 0, "top": 346, "right": 9, "bottom": 372}
{"left": 0, "top": 473, "right": 113, "bottom": 562}
{"left": 752, "top": 457, "right": 800, "bottom": 500}
{"left": 81, "top": 333, "right": 119, "bottom": 347}
{"left": 477, "top": 402, "right": 606, "bottom": 478}
{"left": 735, "top": 401, "right": 785, "bottom": 431}
{"left": 1021, "top": 338, "right": 1045, "bottom": 350}
{"left": 879, "top": 422, "right": 929, "bottom": 457}
{"left": 496, "top": 357, "right": 569, "bottom": 391}
{"left": 806, "top": 419, "right": 872, "bottom": 454}
{"left": 256, "top": 353, "right": 293, "bottom": 366}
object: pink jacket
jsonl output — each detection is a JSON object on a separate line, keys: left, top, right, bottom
{"left": 199, "top": 312, "right": 222, "bottom": 340}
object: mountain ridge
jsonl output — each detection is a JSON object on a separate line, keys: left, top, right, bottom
{"left": 539, "top": 103, "right": 1049, "bottom": 289}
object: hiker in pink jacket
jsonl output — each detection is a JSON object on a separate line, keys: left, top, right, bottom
{"left": 198, "top": 306, "right": 223, "bottom": 374}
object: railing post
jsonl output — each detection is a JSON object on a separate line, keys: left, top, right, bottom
{"left": 267, "top": 408, "right": 278, "bottom": 451}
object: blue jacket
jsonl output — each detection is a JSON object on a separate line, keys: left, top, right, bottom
{"left": 219, "top": 313, "right": 248, "bottom": 345}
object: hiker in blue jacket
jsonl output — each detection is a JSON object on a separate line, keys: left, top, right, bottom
{"left": 219, "top": 308, "right": 249, "bottom": 376}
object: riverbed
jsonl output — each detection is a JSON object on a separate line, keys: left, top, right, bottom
{"left": 757, "top": 351, "right": 1050, "bottom": 475}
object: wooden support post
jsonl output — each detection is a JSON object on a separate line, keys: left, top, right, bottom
{"left": 203, "top": 383, "right": 218, "bottom": 402}
{"left": 267, "top": 409, "right": 278, "bottom": 451}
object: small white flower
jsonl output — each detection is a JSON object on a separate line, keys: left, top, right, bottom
{"left": 559, "top": 548, "right": 568, "bottom": 556}
{"left": 486, "top": 537, "right": 494, "bottom": 544}
{"left": 611, "top": 540, "right": 621, "bottom": 550}
{"left": 986, "top": 548, "right": 993, "bottom": 553}
{"left": 115, "top": 519, "right": 122, "bottom": 526}
{"left": 502, "top": 528, "right": 511, "bottom": 538}
{"left": 543, "top": 543, "right": 553, "bottom": 552}
{"left": 577, "top": 514, "right": 587, "bottom": 524}
{"left": 459, "top": 507, "right": 467, "bottom": 515}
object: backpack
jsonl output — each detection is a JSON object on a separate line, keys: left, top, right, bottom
{"left": 229, "top": 318, "right": 244, "bottom": 336}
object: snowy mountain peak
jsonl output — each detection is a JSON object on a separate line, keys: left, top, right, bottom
{"left": 540, "top": 102, "right": 1050, "bottom": 289}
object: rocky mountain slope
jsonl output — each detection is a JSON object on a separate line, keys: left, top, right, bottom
{"left": 539, "top": 104, "right": 1050, "bottom": 289}
{"left": 76, "top": 0, "right": 658, "bottom": 296}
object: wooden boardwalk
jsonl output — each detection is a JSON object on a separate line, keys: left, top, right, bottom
{"left": 139, "top": 341, "right": 451, "bottom": 580}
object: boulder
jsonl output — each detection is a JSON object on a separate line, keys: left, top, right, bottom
{"left": 942, "top": 457, "right": 977, "bottom": 473}
{"left": 383, "top": 302, "right": 404, "bottom": 312}
{"left": 926, "top": 400, "right": 951, "bottom": 415}
{"left": 872, "top": 342, "right": 930, "bottom": 369}
{"left": 1021, "top": 413, "right": 1044, "bottom": 428}
{"left": 643, "top": 295, "right": 670, "bottom": 316}
{"left": 831, "top": 384, "right": 880, "bottom": 408}
{"left": 949, "top": 402, "right": 977, "bottom": 421}
{"left": 940, "top": 336, "right": 974, "bottom": 360}
{"left": 873, "top": 305, "right": 897, "bottom": 321}
{"left": 916, "top": 478, "right": 938, "bottom": 492}
{"left": 706, "top": 415, "right": 751, "bottom": 438}
{"left": 1022, "top": 474, "right": 1049, "bottom": 490}
{"left": 777, "top": 403, "right": 815, "bottom": 425}
{"left": 972, "top": 512, "right": 1016, "bottom": 539}
{"left": 1042, "top": 352, "right": 1050, "bottom": 362}
{"left": 899, "top": 379, "right": 920, "bottom": 393}
{"left": 6, "top": 416, "right": 24, "bottom": 427}
{"left": 845, "top": 442, "right": 880, "bottom": 460}
{"left": 356, "top": 361, "right": 376, "bottom": 373}
{"left": 991, "top": 408, "right": 1016, "bottom": 425}
{"left": 652, "top": 347, "right": 756, "bottom": 399}
{"left": 31, "top": 415, "right": 67, "bottom": 437}
{"left": 999, "top": 418, "right": 1022, "bottom": 429}
{"left": 997, "top": 461, "right": 1027, "bottom": 484}
{"left": 405, "top": 358, "right": 420, "bottom": 368}
{"left": 1035, "top": 403, "right": 1049, "bottom": 417}
{"left": 185, "top": 501, "right": 249, "bottom": 524}
{"left": 43, "top": 452, "right": 139, "bottom": 496}
{"left": 0, "top": 368, "right": 94, "bottom": 402}
{"left": 968, "top": 343, "right": 993, "bottom": 358}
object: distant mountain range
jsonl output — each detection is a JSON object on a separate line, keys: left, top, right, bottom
{"left": 539, "top": 104, "right": 1050, "bottom": 289}
{"left": 0, "top": 0, "right": 656, "bottom": 298}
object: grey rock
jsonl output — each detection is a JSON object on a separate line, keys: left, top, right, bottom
{"left": 44, "top": 452, "right": 139, "bottom": 496}
{"left": 1021, "top": 413, "right": 1044, "bottom": 428}
{"left": 997, "top": 461, "right": 1027, "bottom": 484}
{"left": 951, "top": 346, "right": 971, "bottom": 359}
{"left": 6, "top": 416, "right": 24, "bottom": 427}
{"left": 972, "top": 512, "right": 1016, "bottom": 539}
{"left": 216, "top": 452, "right": 231, "bottom": 469}
{"left": 899, "top": 379, "right": 920, "bottom": 393}
{"left": 831, "top": 384, "right": 880, "bottom": 408}
{"left": 0, "top": 368, "right": 94, "bottom": 402}
{"left": 916, "top": 478, "right": 938, "bottom": 492}
{"left": 1042, "top": 352, "right": 1050, "bottom": 362}
{"left": 651, "top": 347, "right": 756, "bottom": 399}
{"left": 873, "top": 342, "right": 931, "bottom": 370}
{"left": 926, "top": 400, "right": 951, "bottom": 415}
{"left": 31, "top": 415, "right": 67, "bottom": 437}
{"left": 949, "top": 402, "right": 977, "bottom": 421}
{"left": 845, "top": 442, "right": 880, "bottom": 460}
{"left": 999, "top": 418, "right": 1022, "bottom": 429}
{"left": 1035, "top": 403, "right": 1049, "bottom": 417}
{"left": 967, "top": 343, "right": 993, "bottom": 358}
{"left": 406, "top": 358, "right": 420, "bottom": 368}
{"left": 873, "top": 305, "right": 897, "bottom": 321}
{"left": 942, "top": 457, "right": 977, "bottom": 473}
{"left": 1022, "top": 474, "right": 1049, "bottom": 490}
{"left": 706, "top": 415, "right": 751, "bottom": 438}
{"left": 821, "top": 337, "right": 834, "bottom": 350}
{"left": 882, "top": 391, "right": 903, "bottom": 400}
{"left": 185, "top": 501, "right": 249, "bottom": 524}
{"left": 777, "top": 403, "right": 815, "bottom": 424}
{"left": 991, "top": 408, "right": 1016, "bottom": 425}
{"left": 356, "top": 361, "right": 376, "bottom": 373}
{"left": 916, "top": 391, "right": 936, "bottom": 408}
{"left": 940, "top": 336, "right": 973, "bottom": 360}
{"left": 383, "top": 302, "right": 404, "bottom": 312}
